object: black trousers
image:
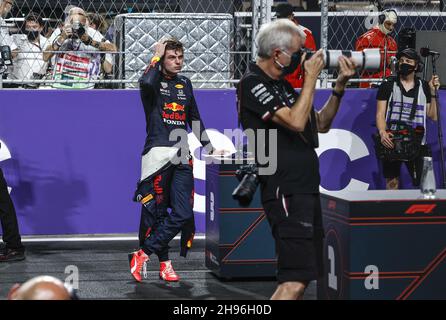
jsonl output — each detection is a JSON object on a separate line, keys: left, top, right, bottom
{"left": 0, "top": 168, "right": 24, "bottom": 250}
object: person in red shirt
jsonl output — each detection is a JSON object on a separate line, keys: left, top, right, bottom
{"left": 355, "top": 9, "right": 398, "bottom": 88}
{"left": 275, "top": 2, "right": 317, "bottom": 88}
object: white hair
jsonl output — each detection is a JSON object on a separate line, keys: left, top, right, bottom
{"left": 256, "top": 19, "right": 305, "bottom": 58}
{"left": 68, "top": 6, "right": 86, "bottom": 17}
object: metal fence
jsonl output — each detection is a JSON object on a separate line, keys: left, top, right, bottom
{"left": 320, "top": 0, "right": 446, "bottom": 87}
{"left": 1, "top": 0, "right": 446, "bottom": 88}
{"left": 0, "top": 0, "right": 258, "bottom": 88}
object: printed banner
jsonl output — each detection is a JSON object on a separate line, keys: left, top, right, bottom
{"left": 0, "top": 89, "right": 444, "bottom": 235}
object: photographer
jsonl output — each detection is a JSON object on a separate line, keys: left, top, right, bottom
{"left": 43, "top": 6, "right": 117, "bottom": 89}
{"left": 9, "top": 13, "right": 49, "bottom": 88}
{"left": 238, "top": 19, "right": 356, "bottom": 300}
{"left": 376, "top": 48, "right": 440, "bottom": 190}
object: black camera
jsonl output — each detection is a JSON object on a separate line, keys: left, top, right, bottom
{"left": 71, "top": 21, "right": 86, "bottom": 39}
{"left": 0, "top": 45, "right": 13, "bottom": 67}
{"left": 232, "top": 164, "right": 259, "bottom": 207}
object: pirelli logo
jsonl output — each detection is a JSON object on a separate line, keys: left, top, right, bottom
{"left": 405, "top": 204, "right": 437, "bottom": 215}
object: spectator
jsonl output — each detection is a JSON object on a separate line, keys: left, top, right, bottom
{"left": 9, "top": 13, "right": 49, "bottom": 88}
{"left": 87, "top": 12, "right": 114, "bottom": 88}
{"left": 355, "top": 9, "right": 398, "bottom": 88}
{"left": 104, "top": 23, "right": 114, "bottom": 43}
{"left": 8, "top": 276, "right": 76, "bottom": 300}
{"left": 43, "top": 6, "right": 117, "bottom": 89}
{"left": 87, "top": 13, "right": 108, "bottom": 35}
{"left": 276, "top": 2, "right": 317, "bottom": 88}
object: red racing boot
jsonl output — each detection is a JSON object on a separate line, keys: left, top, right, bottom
{"left": 159, "top": 260, "right": 180, "bottom": 282}
{"left": 128, "top": 249, "right": 149, "bottom": 282}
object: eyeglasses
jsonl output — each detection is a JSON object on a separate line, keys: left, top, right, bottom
{"left": 280, "top": 50, "right": 292, "bottom": 58}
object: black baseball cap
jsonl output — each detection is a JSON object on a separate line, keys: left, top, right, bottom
{"left": 276, "top": 3, "right": 294, "bottom": 19}
{"left": 396, "top": 48, "right": 420, "bottom": 62}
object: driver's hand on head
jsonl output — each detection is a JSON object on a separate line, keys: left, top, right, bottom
{"left": 153, "top": 39, "right": 167, "bottom": 58}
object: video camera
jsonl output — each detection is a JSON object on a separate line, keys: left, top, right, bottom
{"left": 303, "top": 48, "right": 381, "bottom": 71}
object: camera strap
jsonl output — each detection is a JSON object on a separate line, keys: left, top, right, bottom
{"left": 408, "top": 80, "right": 420, "bottom": 121}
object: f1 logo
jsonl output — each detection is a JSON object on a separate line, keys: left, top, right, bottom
{"left": 405, "top": 204, "right": 437, "bottom": 215}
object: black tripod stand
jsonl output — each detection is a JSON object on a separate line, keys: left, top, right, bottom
{"left": 431, "top": 54, "right": 446, "bottom": 188}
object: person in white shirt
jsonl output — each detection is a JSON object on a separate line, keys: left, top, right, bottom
{"left": 43, "top": 6, "right": 117, "bottom": 89}
{"left": 9, "top": 13, "right": 49, "bottom": 87}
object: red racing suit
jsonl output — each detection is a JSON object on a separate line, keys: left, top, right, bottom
{"left": 284, "top": 25, "right": 317, "bottom": 89}
{"left": 355, "top": 26, "right": 397, "bottom": 88}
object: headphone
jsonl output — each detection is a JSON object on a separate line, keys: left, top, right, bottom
{"left": 378, "top": 8, "right": 398, "bottom": 25}
{"left": 395, "top": 48, "right": 424, "bottom": 74}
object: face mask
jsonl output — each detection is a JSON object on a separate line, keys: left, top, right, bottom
{"left": 276, "top": 49, "right": 302, "bottom": 77}
{"left": 398, "top": 63, "right": 416, "bottom": 76}
{"left": 26, "top": 30, "right": 40, "bottom": 41}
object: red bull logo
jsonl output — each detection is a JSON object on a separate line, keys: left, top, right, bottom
{"left": 162, "top": 111, "right": 186, "bottom": 121}
{"left": 164, "top": 102, "right": 185, "bottom": 112}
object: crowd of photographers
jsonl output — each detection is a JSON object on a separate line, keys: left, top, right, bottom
{"left": 0, "top": 0, "right": 117, "bottom": 89}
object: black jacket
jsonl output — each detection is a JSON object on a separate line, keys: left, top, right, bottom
{"left": 139, "top": 58, "right": 212, "bottom": 155}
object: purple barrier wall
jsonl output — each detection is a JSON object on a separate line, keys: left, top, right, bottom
{"left": 0, "top": 89, "right": 445, "bottom": 235}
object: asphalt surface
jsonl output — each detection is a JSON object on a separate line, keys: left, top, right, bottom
{"left": 0, "top": 238, "right": 316, "bottom": 300}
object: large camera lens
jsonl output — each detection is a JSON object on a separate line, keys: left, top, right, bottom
{"left": 303, "top": 48, "right": 381, "bottom": 71}
{"left": 324, "top": 49, "right": 381, "bottom": 71}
